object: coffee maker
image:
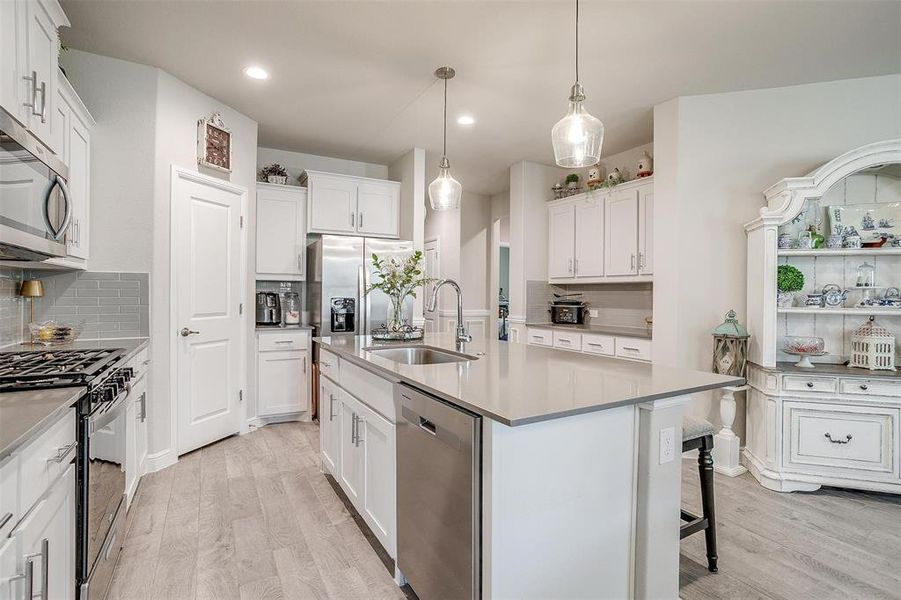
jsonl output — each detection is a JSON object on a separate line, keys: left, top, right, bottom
{"left": 256, "top": 292, "right": 282, "bottom": 326}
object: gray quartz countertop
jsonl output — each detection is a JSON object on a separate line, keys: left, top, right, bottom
{"left": 316, "top": 333, "right": 741, "bottom": 426}
{"left": 771, "top": 361, "right": 901, "bottom": 379}
{"left": 525, "top": 322, "right": 653, "bottom": 340}
{"left": 0, "top": 387, "right": 81, "bottom": 463}
{"left": 9, "top": 337, "right": 150, "bottom": 361}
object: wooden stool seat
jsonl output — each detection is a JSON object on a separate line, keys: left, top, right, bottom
{"left": 681, "top": 417, "right": 718, "bottom": 573}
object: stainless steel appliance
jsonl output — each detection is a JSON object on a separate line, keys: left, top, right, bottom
{"left": 307, "top": 235, "right": 414, "bottom": 338}
{"left": 396, "top": 383, "right": 481, "bottom": 600}
{"left": 0, "top": 106, "right": 71, "bottom": 261}
{"left": 255, "top": 291, "right": 282, "bottom": 325}
{"left": 550, "top": 293, "right": 588, "bottom": 324}
{"left": 0, "top": 347, "right": 134, "bottom": 600}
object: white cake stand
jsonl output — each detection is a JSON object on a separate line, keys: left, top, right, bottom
{"left": 783, "top": 350, "right": 828, "bottom": 368}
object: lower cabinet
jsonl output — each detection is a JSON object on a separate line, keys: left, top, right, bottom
{"left": 256, "top": 330, "right": 311, "bottom": 419}
{"left": 527, "top": 327, "right": 652, "bottom": 363}
{"left": 2, "top": 465, "right": 76, "bottom": 600}
{"left": 319, "top": 363, "right": 397, "bottom": 558}
{"left": 125, "top": 374, "right": 148, "bottom": 506}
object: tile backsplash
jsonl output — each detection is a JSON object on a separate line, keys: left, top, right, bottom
{"left": 526, "top": 279, "right": 653, "bottom": 329}
{"left": 0, "top": 268, "right": 24, "bottom": 347}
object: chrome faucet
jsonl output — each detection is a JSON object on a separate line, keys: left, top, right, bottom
{"left": 427, "top": 279, "right": 472, "bottom": 346}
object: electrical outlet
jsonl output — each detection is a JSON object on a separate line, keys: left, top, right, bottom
{"left": 589, "top": 309, "right": 598, "bottom": 318}
{"left": 659, "top": 427, "right": 675, "bottom": 464}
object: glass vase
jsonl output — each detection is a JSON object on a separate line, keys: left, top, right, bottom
{"left": 387, "top": 295, "right": 408, "bottom": 332}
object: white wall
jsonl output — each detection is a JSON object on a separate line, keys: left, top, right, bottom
{"left": 597, "top": 142, "right": 654, "bottom": 182}
{"left": 490, "top": 191, "right": 510, "bottom": 243}
{"left": 460, "top": 191, "right": 491, "bottom": 312}
{"left": 388, "top": 148, "right": 426, "bottom": 323}
{"left": 257, "top": 146, "right": 387, "bottom": 182}
{"left": 653, "top": 74, "right": 901, "bottom": 435}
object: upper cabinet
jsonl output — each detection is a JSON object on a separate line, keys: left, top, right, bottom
{"left": 256, "top": 183, "right": 307, "bottom": 280}
{"left": 55, "top": 71, "right": 93, "bottom": 262}
{"left": 0, "top": 0, "right": 69, "bottom": 150}
{"left": 548, "top": 178, "right": 653, "bottom": 284}
{"left": 304, "top": 170, "right": 400, "bottom": 238}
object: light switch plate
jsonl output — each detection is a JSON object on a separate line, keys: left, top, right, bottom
{"left": 589, "top": 309, "right": 598, "bottom": 318}
{"left": 659, "top": 427, "right": 675, "bottom": 464}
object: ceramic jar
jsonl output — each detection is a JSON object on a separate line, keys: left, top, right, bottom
{"left": 778, "top": 233, "right": 794, "bottom": 249}
{"left": 777, "top": 291, "right": 795, "bottom": 308}
{"left": 826, "top": 234, "right": 844, "bottom": 249}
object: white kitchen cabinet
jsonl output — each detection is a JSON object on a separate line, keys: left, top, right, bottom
{"left": 256, "top": 183, "right": 306, "bottom": 280}
{"left": 605, "top": 188, "right": 640, "bottom": 276}
{"left": 319, "top": 374, "right": 341, "bottom": 475}
{"left": 0, "top": 0, "right": 68, "bottom": 149}
{"left": 9, "top": 465, "right": 76, "bottom": 600}
{"left": 125, "top": 374, "right": 147, "bottom": 507}
{"left": 574, "top": 197, "right": 604, "bottom": 278}
{"left": 548, "top": 204, "right": 575, "bottom": 278}
{"left": 257, "top": 350, "right": 308, "bottom": 416}
{"left": 305, "top": 170, "right": 400, "bottom": 238}
{"left": 338, "top": 391, "right": 364, "bottom": 505}
{"left": 356, "top": 399, "right": 396, "bottom": 557}
{"left": 638, "top": 186, "right": 653, "bottom": 275}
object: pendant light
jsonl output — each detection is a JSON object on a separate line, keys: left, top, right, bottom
{"left": 428, "top": 66, "right": 462, "bottom": 211}
{"left": 551, "top": 0, "right": 604, "bottom": 168}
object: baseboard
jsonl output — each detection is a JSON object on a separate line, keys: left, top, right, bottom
{"left": 144, "top": 448, "right": 178, "bottom": 473}
{"left": 247, "top": 412, "right": 309, "bottom": 429}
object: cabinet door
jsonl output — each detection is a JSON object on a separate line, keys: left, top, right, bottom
{"left": 605, "top": 189, "right": 639, "bottom": 276}
{"left": 13, "top": 465, "right": 76, "bottom": 600}
{"left": 338, "top": 392, "right": 364, "bottom": 505}
{"left": 67, "top": 113, "right": 90, "bottom": 259}
{"left": 256, "top": 185, "right": 305, "bottom": 278}
{"left": 574, "top": 197, "right": 604, "bottom": 278}
{"left": 358, "top": 402, "right": 396, "bottom": 557}
{"left": 547, "top": 204, "right": 575, "bottom": 279}
{"left": 134, "top": 378, "right": 148, "bottom": 483}
{"left": 24, "top": 0, "right": 57, "bottom": 147}
{"left": 357, "top": 182, "right": 399, "bottom": 238}
{"left": 319, "top": 375, "right": 341, "bottom": 475}
{"left": 257, "top": 350, "right": 308, "bottom": 416}
{"left": 0, "top": 0, "right": 28, "bottom": 125}
{"left": 638, "top": 186, "right": 653, "bottom": 275}
{"left": 308, "top": 174, "right": 357, "bottom": 234}
{"left": 125, "top": 398, "right": 137, "bottom": 506}
{"left": 51, "top": 85, "right": 69, "bottom": 159}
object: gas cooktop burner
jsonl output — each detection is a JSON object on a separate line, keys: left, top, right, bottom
{"left": 0, "top": 348, "right": 127, "bottom": 391}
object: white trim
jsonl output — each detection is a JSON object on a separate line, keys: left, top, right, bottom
{"left": 302, "top": 169, "right": 401, "bottom": 187}
{"left": 169, "top": 165, "right": 249, "bottom": 457}
{"left": 144, "top": 448, "right": 178, "bottom": 474}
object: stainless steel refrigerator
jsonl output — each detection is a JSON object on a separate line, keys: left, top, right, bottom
{"left": 307, "top": 235, "right": 414, "bottom": 340}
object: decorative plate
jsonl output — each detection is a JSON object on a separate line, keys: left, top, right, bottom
{"left": 827, "top": 202, "right": 900, "bottom": 239}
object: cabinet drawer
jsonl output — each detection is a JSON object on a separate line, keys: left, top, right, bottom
{"left": 785, "top": 402, "right": 898, "bottom": 478}
{"left": 582, "top": 333, "right": 615, "bottom": 356}
{"left": 615, "top": 337, "right": 652, "bottom": 361}
{"left": 319, "top": 349, "right": 340, "bottom": 381}
{"left": 784, "top": 375, "right": 837, "bottom": 394}
{"left": 258, "top": 330, "right": 309, "bottom": 352}
{"left": 340, "top": 360, "right": 396, "bottom": 422}
{"left": 527, "top": 329, "right": 553, "bottom": 347}
{"left": 840, "top": 378, "right": 901, "bottom": 398}
{"left": 552, "top": 331, "right": 582, "bottom": 351}
{"left": 19, "top": 408, "right": 76, "bottom": 516}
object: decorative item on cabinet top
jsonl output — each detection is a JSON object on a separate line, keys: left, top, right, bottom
{"left": 197, "top": 112, "right": 231, "bottom": 173}
{"left": 711, "top": 310, "right": 749, "bottom": 378}
{"left": 636, "top": 151, "right": 653, "bottom": 178}
{"left": 848, "top": 316, "right": 895, "bottom": 372}
{"left": 258, "top": 163, "right": 288, "bottom": 185}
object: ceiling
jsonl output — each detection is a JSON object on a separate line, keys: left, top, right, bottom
{"left": 60, "top": 1, "right": 900, "bottom": 195}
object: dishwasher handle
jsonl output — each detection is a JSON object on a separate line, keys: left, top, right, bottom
{"left": 418, "top": 416, "right": 437, "bottom": 436}
{"left": 401, "top": 405, "right": 462, "bottom": 450}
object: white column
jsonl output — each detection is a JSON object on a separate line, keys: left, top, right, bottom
{"left": 712, "top": 385, "right": 748, "bottom": 477}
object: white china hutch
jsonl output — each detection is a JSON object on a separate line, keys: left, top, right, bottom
{"left": 743, "top": 140, "right": 901, "bottom": 494}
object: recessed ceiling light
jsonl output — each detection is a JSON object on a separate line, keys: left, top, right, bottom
{"left": 243, "top": 66, "right": 270, "bottom": 80}
{"left": 457, "top": 115, "right": 475, "bottom": 126}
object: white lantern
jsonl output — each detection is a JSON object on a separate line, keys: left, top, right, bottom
{"left": 849, "top": 316, "right": 896, "bottom": 371}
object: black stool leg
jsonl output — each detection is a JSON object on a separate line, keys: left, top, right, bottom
{"left": 698, "top": 434, "right": 718, "bottom": 572}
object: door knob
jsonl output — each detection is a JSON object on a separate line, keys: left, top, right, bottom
{"left": 180, "top": 328, "right": 199, "bottom": 337}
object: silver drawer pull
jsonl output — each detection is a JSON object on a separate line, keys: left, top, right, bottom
{"left": 47, "top": 441, "right": 77, "bottom": 463}
{"left": 859, "top": 384, "right": 869, "bottom": 391}
{"left": 273, "top": 340, "right": 294, "bottom": 345}
{"left": 622, "top": 347, "right": 640, "bottom": 352}
{"left": 321, "top": 361, "right": 332, "bottom": 368}
{"left": 806, "top": 382, "right": 815, "bottom": 388}
{"left": 824, "top": 433, "right": 853, "bottom": 445}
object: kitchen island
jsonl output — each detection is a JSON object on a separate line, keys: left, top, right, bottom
{"left": 316, "top": 333, "right": 742, "bottom": 600}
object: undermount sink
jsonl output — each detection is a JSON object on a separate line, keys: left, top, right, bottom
{"left": 363, "top": 345, "right": 478, "bottom": 365}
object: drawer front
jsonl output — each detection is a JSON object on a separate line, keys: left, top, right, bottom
{"left": 258, "top": 330, "right": 310, "bottom": 352}
{"left": 340, "top": 360, "right": 396, "bottom": 422}
{"left": 0, "top": 456, "right": 17, "bottom": 536}
{"left": 19, "top": 408, "right": 77, "bottom": 514}
{"left": 784, "top": 375, "right": 837, "bottom": 394}
{"left": 552, "top": 331, "right": 582, "bottom": 351}
{"left": 581, "top": 333, "right": 615, "bottom": 356}
{"left": 527, "top": 329, "right": 553, "bottom": 347}
{"left": 840, "top": 378, "right": 901, "bottom": 398}
{"left": 615, "top": 337, "right": 652, "bottom": 361}
{"left": 785, "top": 401, "right": 898, "bottom": 478}
{"left": 319, "top": 349, "right": 340, "bottom": 381}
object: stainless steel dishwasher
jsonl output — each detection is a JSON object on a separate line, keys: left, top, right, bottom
{"left": 396, "top": 383, "right": 481, "bottom": 600}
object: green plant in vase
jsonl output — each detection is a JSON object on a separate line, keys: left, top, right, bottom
{"left": 777, "top": 264, "right": 804, "bottom": 308}
{"left": 366, "top": 250, "right": 435, "bottom": 333}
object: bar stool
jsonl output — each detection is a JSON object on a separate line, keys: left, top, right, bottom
{"left": 680, "top": 416, "right": 718, "bottom": 573}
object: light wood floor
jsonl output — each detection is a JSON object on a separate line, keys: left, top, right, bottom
{"left": 109, "top": 422, "right": 901, "bottom": 600}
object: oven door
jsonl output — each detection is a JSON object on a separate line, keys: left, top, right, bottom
{"left": 85, "top": 397, "right": 127, "bottom": 574}
{"left": 0, "top": 107, "right": 70, "bottom": 260}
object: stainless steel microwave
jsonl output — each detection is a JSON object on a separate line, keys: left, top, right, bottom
{"left": 0, "top": 106, "right": 71, "bottom": 261}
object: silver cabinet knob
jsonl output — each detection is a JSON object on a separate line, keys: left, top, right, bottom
{"left": 180, "top": 328, "right": 199, "bottom": 337}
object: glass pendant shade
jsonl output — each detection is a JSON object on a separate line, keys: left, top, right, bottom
{"left": 429, "top": 157, "right": 462, "bottom": 211}
{"left": 552, "top": 84, "right": 604, "bottom": 168}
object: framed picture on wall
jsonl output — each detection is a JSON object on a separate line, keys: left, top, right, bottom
{"left": 197, "top": 112, "right": 232, "bottom": 173}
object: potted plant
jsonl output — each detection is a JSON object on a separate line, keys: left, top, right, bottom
{"left": 259, "top": 163, "right": 288, "bottom": 185}
{"left": 777, "top": 264, "right": 804, "bottom": 307}
{"left": 565, "top": 173, "right": 581, "bottom": 195}
{"left": 366, "top": 250, "right": 435, "bottom": 333}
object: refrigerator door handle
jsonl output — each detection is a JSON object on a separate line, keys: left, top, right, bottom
{"left": 358, "top": 264, "right": 366, "bottom": 335}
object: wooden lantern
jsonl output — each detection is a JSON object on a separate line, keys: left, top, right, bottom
{"left": 849, "top": 316, "right": 896, "bottom": 371}
{"left": 712, "top": 310, "right": 749, "bottom": 378}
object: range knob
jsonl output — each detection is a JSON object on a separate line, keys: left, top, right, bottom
{"left": 102, "top": 386, "right": 117, "bottom": 403}
{"left": 122, "top": 367, "right": 134, "bottom": 381}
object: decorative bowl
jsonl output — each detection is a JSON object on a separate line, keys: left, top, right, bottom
{"left": 28, "top": 321, "right": 81, "bottom": 346}
{"left": 782, "top": 336, "right": 827, "bottom": 368}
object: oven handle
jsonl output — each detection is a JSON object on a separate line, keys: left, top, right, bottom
{"left": 88, "top": 395, "right": 129, "bottom": 434}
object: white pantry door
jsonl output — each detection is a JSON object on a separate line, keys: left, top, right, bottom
{"left": 172, "top": 168, "right": 246, "bottom": 455}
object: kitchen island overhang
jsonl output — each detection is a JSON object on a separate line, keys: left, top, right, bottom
{"left": 316, "top": 334, "right": 742, "bottom": 599}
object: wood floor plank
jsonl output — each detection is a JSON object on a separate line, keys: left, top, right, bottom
{"left": 273, "top": 541, "right": 330, "bottom": 600}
